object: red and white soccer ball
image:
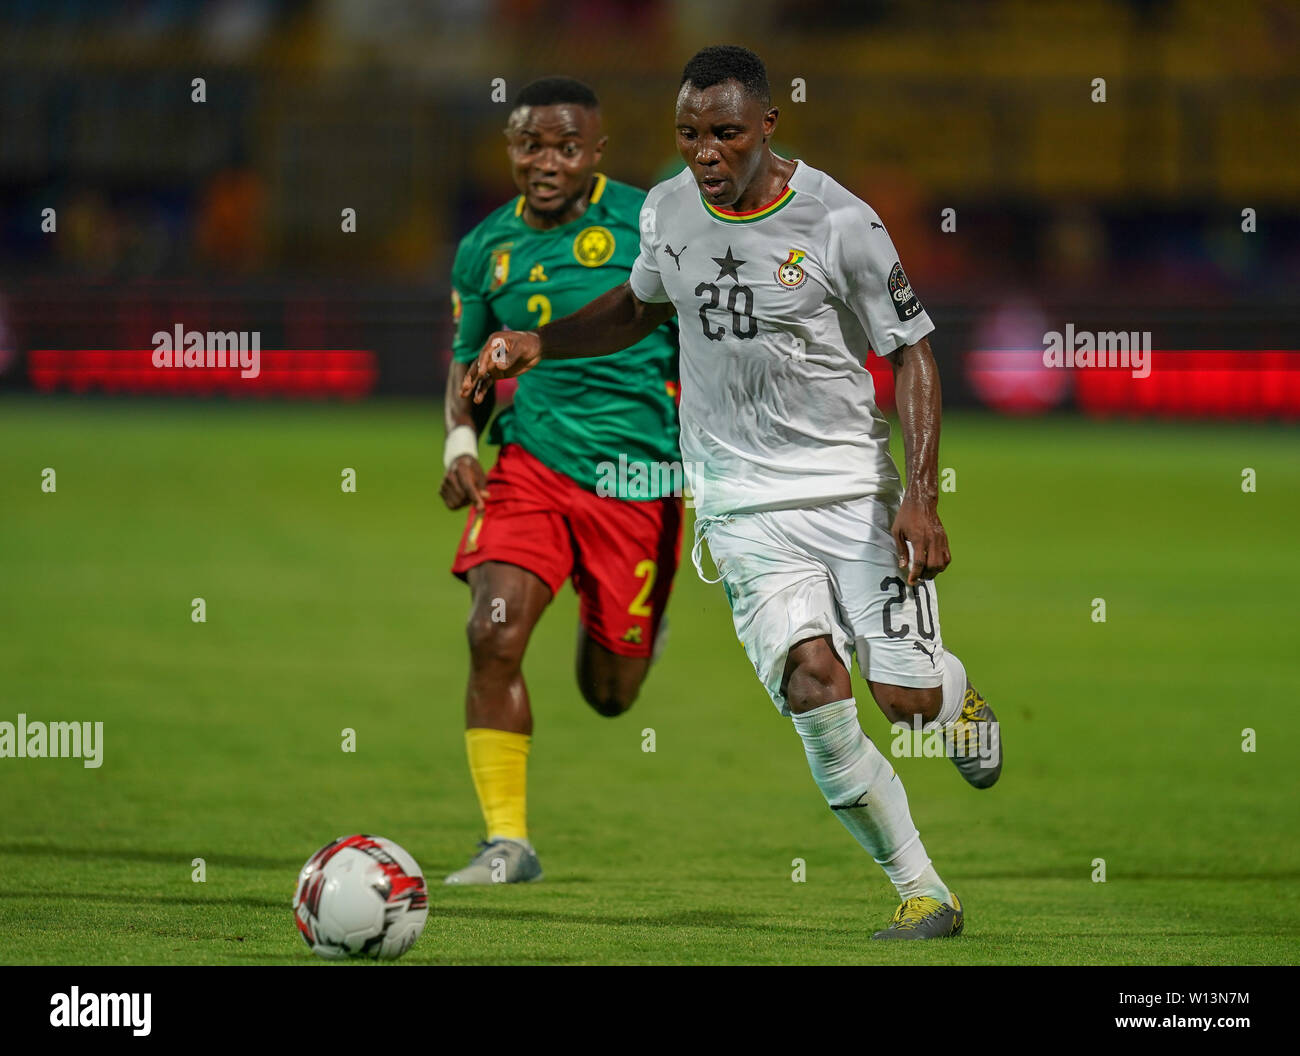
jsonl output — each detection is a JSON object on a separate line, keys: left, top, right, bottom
{"left": 293, "top": 834, "right": 429, "bottom": 960}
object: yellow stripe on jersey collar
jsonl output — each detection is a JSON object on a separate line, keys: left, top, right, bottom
{"left": 514, "top": 173, "right": 607, "bottom": 217}
{"left": 702, "top": 183, "right": 796, "bottom": 224}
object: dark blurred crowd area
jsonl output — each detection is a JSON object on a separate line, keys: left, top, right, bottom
{"left": 1, "top": 0, "right": 1297, "bottom": 413}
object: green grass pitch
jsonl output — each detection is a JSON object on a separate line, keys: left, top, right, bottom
{"left": 1, "top": 397, "right": 1297, "bottom": 965}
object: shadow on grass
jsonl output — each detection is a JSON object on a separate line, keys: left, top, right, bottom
{"left": 428, "top": 902, "right": 847, "bottom": 936}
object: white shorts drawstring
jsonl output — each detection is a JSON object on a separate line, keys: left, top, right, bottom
{"left": 690, "top": 515, "right": 732, "bottom": 584}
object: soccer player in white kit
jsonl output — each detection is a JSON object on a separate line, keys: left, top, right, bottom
{"left": 463, "top": 45, "right": 1002, "bottom": 939}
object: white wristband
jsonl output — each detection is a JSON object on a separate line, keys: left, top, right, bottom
{"left": 443, "top": 425, "right": 478, "bottom": 471}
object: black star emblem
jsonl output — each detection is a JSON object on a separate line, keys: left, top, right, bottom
{"left": 712, "top": 246, "right": 746, "bottom": 282}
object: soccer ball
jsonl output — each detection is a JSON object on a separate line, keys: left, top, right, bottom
{"left": 293, "top": 834, "right": 429, "bottom": 960}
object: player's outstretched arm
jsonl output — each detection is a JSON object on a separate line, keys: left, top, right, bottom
{"left": 460, "top": 282, "right": 676, "bottom": 403}
{"left": 889, "top": 336, "right": 952, "bottom": 585}
{"left": 440, "top": 359, "right": 493, "bottom": 510}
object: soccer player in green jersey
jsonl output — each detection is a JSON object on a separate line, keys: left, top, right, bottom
{"left": 440, "top": 77, "right": 683, "bottom": 884}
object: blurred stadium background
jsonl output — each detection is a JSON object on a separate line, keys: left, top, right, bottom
{"left": 1, "top": 0, "right": 1298, "bottom": 415}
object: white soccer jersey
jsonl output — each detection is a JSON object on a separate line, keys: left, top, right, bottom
{"left": 628, "top": 161, "right": 934, "bottom": 518}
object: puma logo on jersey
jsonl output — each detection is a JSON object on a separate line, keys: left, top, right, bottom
{"left": 664, "top": 244, "right": 686, "bottom": 270}
{"left": 870, "top": 221, "right": 884, "bottom": 231}
{"left": 912, "top": 641, "right": 938, "bottom": 667}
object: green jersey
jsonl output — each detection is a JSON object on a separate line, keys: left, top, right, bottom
{"left": 450, "top": 174, "right": 681, "bottom": 497}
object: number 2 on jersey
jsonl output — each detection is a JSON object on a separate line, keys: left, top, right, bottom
{"left": 527, "top": 294, "right": 551, "bottom": 327}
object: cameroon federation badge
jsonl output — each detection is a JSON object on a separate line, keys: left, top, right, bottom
{"left": 776, "top": 249, "right": 807, "bottom": 288}
{"left": 489, "top": 246, "right": 511, "bottom": 290}
{"left": 573, "top": 226, "right": 615, "bottom": 267}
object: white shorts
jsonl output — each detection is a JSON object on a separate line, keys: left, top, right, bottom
{"left": 693, "top": 495, "right": 946, "bottom": 714}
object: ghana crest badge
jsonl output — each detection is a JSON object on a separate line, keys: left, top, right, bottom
{"left": 573, "top": 226, "right": 615, "bottom": 267}
{"left": 777, "top": 249, "right": 807, "bottom": 288}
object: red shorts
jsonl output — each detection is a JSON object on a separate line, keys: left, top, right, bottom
{"left": 451, "top": 444, "right": 683, "bottom": 658}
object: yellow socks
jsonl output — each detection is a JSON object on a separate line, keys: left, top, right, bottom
{"left": 464, "top": 728, "right": 530, "bottom": 842}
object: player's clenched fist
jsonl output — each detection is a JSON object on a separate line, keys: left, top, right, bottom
{"left": 460, "top": 330, "right": 543, "bottom": 404}
{"left": 440, "top": 454, "right": 489, "bottom": 511}
{"left": 891, "top": 497, "right": 952, "bottom": 585}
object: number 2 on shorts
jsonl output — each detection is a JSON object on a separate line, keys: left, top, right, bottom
{"left": 628, "top": 559, "right": 657, "bottom": 617}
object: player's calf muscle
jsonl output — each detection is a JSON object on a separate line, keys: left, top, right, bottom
{"left": 577, "top": 680, "right": 638, "bottom": 717}
{"left": 576, "top": 650, "right": 647, "bottom": 717}
{"left": 868, "top": 682, "right": 942, "bottom": 724}
{"left": 463, "top": 601, "right": 538, "bottom": 733}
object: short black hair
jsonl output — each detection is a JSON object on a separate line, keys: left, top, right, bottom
{"left": 680, "top": 45, "right": 770, "bottom": 107}
{"left": 512, "top": 76, "right": 599, "bottom": 110}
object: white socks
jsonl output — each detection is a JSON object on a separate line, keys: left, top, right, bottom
{"left": 792, "top": 697, "right": 949, "bottom": 903}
